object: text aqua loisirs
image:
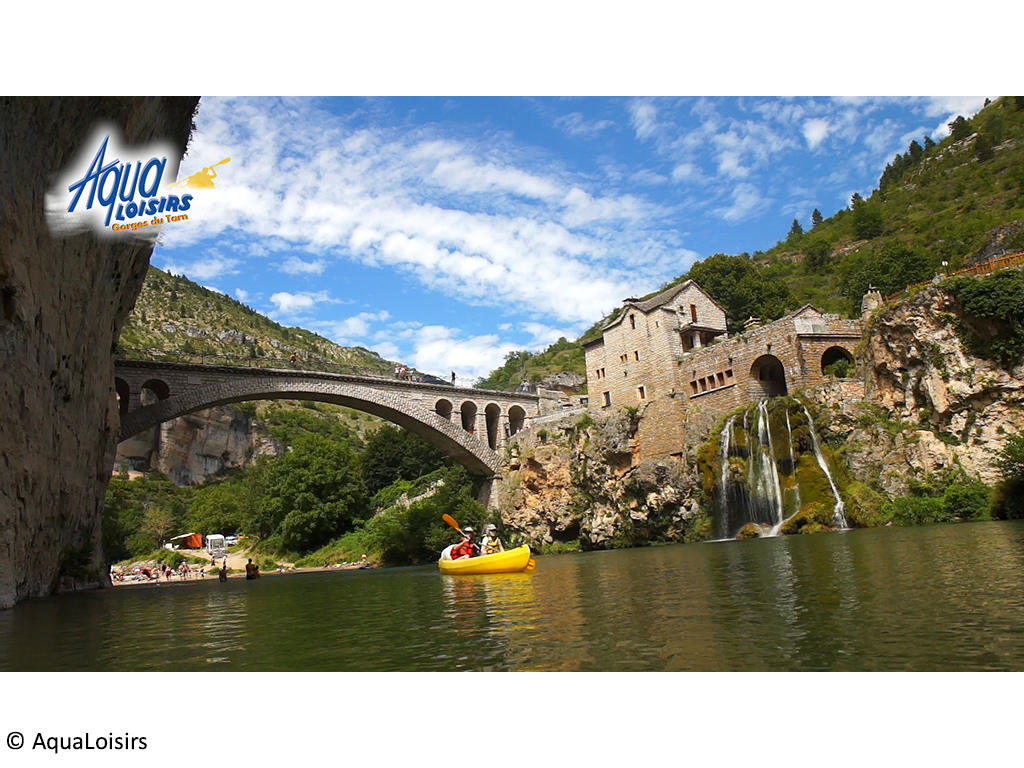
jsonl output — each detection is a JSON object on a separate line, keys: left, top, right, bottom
{"left": 45, "top": 124, "right": 197, "bottom": 238}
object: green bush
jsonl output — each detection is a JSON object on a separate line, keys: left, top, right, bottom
{"left": 941, "top": 479, "right": 991, "bottom": 520}
{"left": 882, "top": 495, "right": 947, "bottom": 526}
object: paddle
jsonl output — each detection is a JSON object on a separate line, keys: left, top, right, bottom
{"left": 525, "top": 559, "right": 536, "bottom": 571}
{"left": 442, "top": 513, "right": 462, "bottom": 533}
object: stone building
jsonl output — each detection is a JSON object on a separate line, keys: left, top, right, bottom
{"left": 583, "top": 280, "right": 865, "bottom": 457}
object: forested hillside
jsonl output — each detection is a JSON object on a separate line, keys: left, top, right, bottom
{"left": 484, "top": 96, "right": 1024, "bottom": 386}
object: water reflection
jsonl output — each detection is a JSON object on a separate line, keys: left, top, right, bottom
{"left": 3, "top": 521, "right": 1024, "bottom": 671}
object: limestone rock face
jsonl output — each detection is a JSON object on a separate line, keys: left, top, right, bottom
{"left": 0, "top": 97, "right": 198, "bottom": 609}
{"left": 500, "top": 411, "right": 699, "bottom": 549}
{"left": 114, "top": 407, "right": 282, "bottom": 485}
{"left": 827, "top": 283, "right": 1024, "bottom": 495}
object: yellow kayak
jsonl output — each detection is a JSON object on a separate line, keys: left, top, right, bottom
{"left": 438, "top": 545, "right": 534, "bottom": 575}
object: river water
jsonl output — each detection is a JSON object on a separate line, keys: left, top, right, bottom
{"left": 3, "top": 520, "right": 1024, "bottom": 671}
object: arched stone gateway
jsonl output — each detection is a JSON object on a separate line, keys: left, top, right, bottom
{"left": 750, "top": 354, "right": 788, "bottom": 397}
{"left": 821, "top": 345, "right": 855, "bottom": 376}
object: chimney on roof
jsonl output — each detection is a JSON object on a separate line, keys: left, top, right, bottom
{"left": 743, "top": 317, "right": 761, "bottom": 331}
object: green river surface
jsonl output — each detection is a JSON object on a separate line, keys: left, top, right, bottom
{"left": 3, "top": 520, "right": 1024, "bottom": 671}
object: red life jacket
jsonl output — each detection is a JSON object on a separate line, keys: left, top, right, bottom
{"left": 452, "top": 540, "right": 475, "bottom": 558}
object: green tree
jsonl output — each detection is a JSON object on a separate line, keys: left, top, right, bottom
{"left": 949, "top": 115, "right": 974, "bottom": 141}
{"left": 804, "top": 236, "right": 832, "bottom": 272}
{"left": 844, "top": 244, "right": 932, "bottom": 304}
{"left": 361, "top": 425, "right": 450, "bottom": 497}
{"left": 811, "top": 208, "right": 823, "bottom": 228}
{"left": 923, "top": 135, "right": 936, "bottom": 151}
{"left": 788, "top": 218, "right": 804, "bottom": 238}
{"left": 851, "top": 195, "right": 884, "bottom": 239}
{"left": 686, "top": 254, "right": 793, "bottom": 332}
{"left": 244, "top": 434, "right": 368, "bottom": 552}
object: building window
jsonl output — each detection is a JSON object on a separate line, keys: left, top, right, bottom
{"left": 717, "top": 372, "right": 725, "bottom": 387}
{"left": 620, "top": 354, "right": 628, "bottom": 364}
{"left": 602, "top": 391, "right": 611, "bottom": 407}
{"left": 690, "top": 381, "right": 699, "bottom": 395}
{"left": 690, "top": 304, "right": 698, "bottom": 323}
{"left": 633, "top": 350, "right": 639, "bottom": 361}
{"left": 700, "top": 378, "right": 708, "bottom": 392}
{"left": 629, "top": 315, "right": 636, "bottom": 329}
{"left": 638, "top": 386, "right": 646, "bottom": 400}
{"left": 725, "top": 369, "right": 734, "bottom": 382}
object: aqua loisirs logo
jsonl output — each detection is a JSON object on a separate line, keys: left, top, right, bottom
{"left": 46, "top": 125, "right": 223, "bottom": 239}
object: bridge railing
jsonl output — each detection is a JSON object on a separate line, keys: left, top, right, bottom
{"left": 114, "top": 345, "right": 433, "bottom": 382}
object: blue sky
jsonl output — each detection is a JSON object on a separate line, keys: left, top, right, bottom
{"left": 152, "top": 96, "right": 988, "bottom": 382}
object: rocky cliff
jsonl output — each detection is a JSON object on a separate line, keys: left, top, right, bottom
{"left": 0, "top": 97, "right": 199, "bottom": 609}
{"left": 115, "top": 406, "right": 282, "bottom": 484}
{"left": 824, "top": 280, "right": 1024, "bottom": 497}
{"left": 500, "top": 410, "right": 702, "bottom": 548}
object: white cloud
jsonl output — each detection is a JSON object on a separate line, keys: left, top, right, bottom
{"left": 161, "top": 253, "right": 240, "bottom": 280}
{"left": 268, "top": 290, "right": 336, "bottom": 316}
{"left": 280, "top": 256, "right": 326, "bottom": 275}
{"left": 715, "top": 183, "right": 767, "bottom": 223}
{"left": 158, "top": 98, "right": 670, "bottom": 325}
{"left": 628, "top": 99, "right": 659, "bottom": 141}
{"left": 235, "top": 288, "right": 249, "bottom": 302}
{"left": 315, "top": 310, "right": 391, "bottom": 344}
{"left": 554, "top": 112, "right": 616, "bottom": 138}
{"left": 803, "top": 118, "right": 831, "bottom": 149}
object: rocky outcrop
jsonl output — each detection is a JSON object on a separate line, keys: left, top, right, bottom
{"left": 966, "top": 220, "right": 1024, "bottom": 266}
{"left": 821, "top": 281, "right": 1024, "bottom": 495}
{"left": 500, "top": 411, "right": 700, "bottom": 548}
{"left": 0, "top": 97, "right": 198, "bottom": 609}
{"left": 114, "top": 407, "right": 282, "bottom": 485}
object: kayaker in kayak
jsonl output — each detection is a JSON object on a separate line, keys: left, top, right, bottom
{"left": 451, "top": 526, "right": 478, "bottom": 560}
{"left": 481, "top": 524, "right": 504, "bottom": 555}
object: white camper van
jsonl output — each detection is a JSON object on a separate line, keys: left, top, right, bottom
{"left": 206, "top": 534, "right": 226, "bottom": 559}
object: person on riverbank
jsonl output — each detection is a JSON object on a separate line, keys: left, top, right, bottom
{"left": 451, "top": 527, "right": 478, "bottom": 560}
{"left": 219, "top": 562, "right": 228, "bottom": 581}
{"left": 480, "top": 524, "right": 504, "bottom": 555}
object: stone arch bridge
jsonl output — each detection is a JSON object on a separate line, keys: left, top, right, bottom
{"left": 114, "top": 360, "right": 543, "bottom": 480}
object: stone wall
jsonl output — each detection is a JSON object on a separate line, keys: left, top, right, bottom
{"left": 0, "top": 97, "right": 199, "bottom": 609}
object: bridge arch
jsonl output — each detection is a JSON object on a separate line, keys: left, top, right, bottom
{"left": 750, "top": 354, "right": 788, "bottom": 397}
{"left": 435, "top": 398, "right": 453, "bottom": 420}
{"left": 141, "top": 378, "right": 171, "bottom": 403}
{"left": 485, "top": 403, "right": 501, "bottom": 450}
{"left": 460, "top": 401, "right": 477, "bottom": 434}
{"left": 508, "top": 405, "right": 526, "bottom": 436}
{"left": 118, "top": 377, "right": 502, "bottom": 476}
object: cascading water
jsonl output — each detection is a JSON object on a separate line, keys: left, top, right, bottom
{"left": 800, "top": 405, "right": 848, "bottom": 529}
{"left": 711, "top": 398, "right": 847, "bottom": 538}
{"left": 785, "top": 409, "right": 802, "bottom": 516}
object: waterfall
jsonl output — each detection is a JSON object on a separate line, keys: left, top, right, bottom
{"left": 716, "top": 416, "right": 733, "bottom": 540}
{"left": 800, "top": 405, "right": 848, "bottom": 529}
{"left": 711, "top": 398, "right": 848, "bottom": 539}
{"left": 785, "top": 409, "right": 802, "bottom": 515}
